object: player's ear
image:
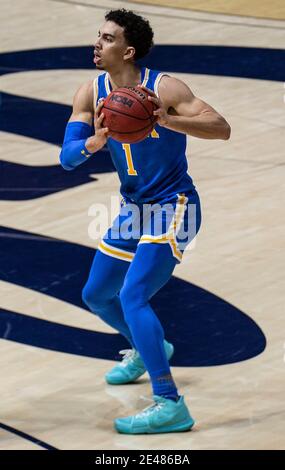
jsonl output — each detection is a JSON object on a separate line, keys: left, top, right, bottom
{"left": 124, "top": 46, "right": 135, "bottom": 61}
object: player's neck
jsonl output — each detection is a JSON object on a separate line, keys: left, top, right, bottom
{"left": 107, "top": 63, "right": 141, "bottom": 90}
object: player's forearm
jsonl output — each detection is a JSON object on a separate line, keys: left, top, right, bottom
{"left": 164, "top": 113, "right": 231, "bottom": 140}
{"left": 59, "top": 121, "right": 96, "bottom": 171}
{"left": 60, "top": 139, "right": 95, "bottom": 170}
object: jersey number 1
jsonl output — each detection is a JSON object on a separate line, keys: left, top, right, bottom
{"left": 122, "top": 144, "right": 137, "bottom": 176}
{"left": 122, "top": 129, "right": 159, "bottom": 175}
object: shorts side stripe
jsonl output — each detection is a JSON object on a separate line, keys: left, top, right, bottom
{"left": 138, "top": 193, "right": 188, "bottom": 262}
{"left": 98, "top": 240, "right": 134, "bottom": 262}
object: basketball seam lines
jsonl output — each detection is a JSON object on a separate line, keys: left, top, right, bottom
{"left": 113, "top": 89, "right": 154, "bottom": 119}
{"left": 103, "top": 105, "right": 152, "bottom": 122}
{"left": 105, "top": 121, "right": 155, "bottom": 135}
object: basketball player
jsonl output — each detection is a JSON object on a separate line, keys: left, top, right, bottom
{"left": 60, "top": 9, "right": 230, "bottom": 434}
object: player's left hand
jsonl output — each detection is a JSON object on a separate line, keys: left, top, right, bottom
{"left": 139, "top": 85, "right": 169, "bottom": 127}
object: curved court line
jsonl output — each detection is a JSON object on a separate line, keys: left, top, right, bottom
{"left": 0, "top": 45, "right": 269, "bottom": 366}
{"left": 0, "top": 45, "right": 284, "bottom": 202}
{"left": 0, "top": 422, "right": 59, "bottom": 450}
{"left": 0, "top": 226, "right": 266, "bottom": 366}
{"left": 0, "top": 139, "right": 114, "bottom": 201}
{"left": 0, "top": 45, "right": 284, "bottom": 81}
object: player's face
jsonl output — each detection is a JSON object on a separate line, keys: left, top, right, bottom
{"left": 94, "top": 21, "right": 131, "bottom": 70}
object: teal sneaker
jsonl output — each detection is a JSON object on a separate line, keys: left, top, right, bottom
{"left": 114, "top": 395, "right": 195, "bottom": 434}
{"left": 105, "top": 340, "right": 174, "bottom": 385}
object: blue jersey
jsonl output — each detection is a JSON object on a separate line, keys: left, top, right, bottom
{"left": 93, "top": 67, "right": 195, "bottom": 203}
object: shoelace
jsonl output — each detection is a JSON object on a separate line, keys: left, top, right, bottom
{"left": 119, "top": 349, "right": 138, "bottom": 364}
{"left": 136, "top": 400, "right": 164, "bottom": 418}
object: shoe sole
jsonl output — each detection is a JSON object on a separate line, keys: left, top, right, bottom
{"left": 114, "top": 417, "right": 195, "bottom": 434}
{"left": 105, "top": 372, "right": 145, "bottom": 385}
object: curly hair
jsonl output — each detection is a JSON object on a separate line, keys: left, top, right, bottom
{"left": 105, "top": 9, "right": 154, "bottom": 61}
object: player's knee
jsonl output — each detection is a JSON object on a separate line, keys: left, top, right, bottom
{"left": 120, "top": 279, "right": 148, "bottom": 315}
{"left": 82, "top": 283, "right": 106, "bottom": 311}
{"left": 82, "top": 284, "right": 94, "bottom": 309}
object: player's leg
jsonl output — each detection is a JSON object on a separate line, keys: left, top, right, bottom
{"left": 82, "top": 249, "right": 134, "bottom": 346}
{"left": 114, "top": 191, "right": 201, "bottom": 433}
{"left": 119, "top": 190, "right": 201, "bottom": 399}
{"left": 116, "top": 242, "right": 194, "bottom": 434}
{"left": 82, "top": 193, "right": 139, "bottom": 347}
{"left": 120, "top": 242, "right": 178, "bottom": 399}
{"left": 82, "top": 246, "right": 174, "bottom": 384}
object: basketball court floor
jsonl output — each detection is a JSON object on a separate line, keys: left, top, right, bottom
{"left": 0, "top": 0, "right": 284, "bottom": 450}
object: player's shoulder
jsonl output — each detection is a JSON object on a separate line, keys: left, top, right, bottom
{"left": 76, "top": 80, "right": 94, "bottom": 97}
{"left": 159, "top": 74, "right": 179, "bottom": 88}
{"left": 158, "top": 75, "right": 191, "bottom": 101}
{"left": 73, "top": 80, "right": 94, "bottom": 111}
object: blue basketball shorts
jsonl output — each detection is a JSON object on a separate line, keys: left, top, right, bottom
{"left": 98, "top": 189, "right": 202, "bottom": 263}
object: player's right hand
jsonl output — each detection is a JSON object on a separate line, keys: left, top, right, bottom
{"left": 85, "top": 99, "right": 109, "bottom": 153}
{"left": 95, "top": 98, "right": 109, "bottom": 139}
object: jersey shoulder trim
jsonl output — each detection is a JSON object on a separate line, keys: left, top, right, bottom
{"left": 154, "top": 72, "right": 169, "bottom": 97}
{"left": 93, "top": 76, "right": 99, "bottom": 110}
{"left": 142, "top": 67, "right": 150, "bottom": 87}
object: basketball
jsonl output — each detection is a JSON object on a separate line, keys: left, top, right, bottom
{"left": 100, "top": 86, "right": 158, "bottom": 143}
